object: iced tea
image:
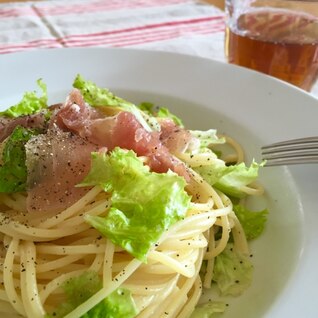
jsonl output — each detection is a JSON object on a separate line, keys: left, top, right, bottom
{"left": 225, "top": 9, "right": 318, "bottom": 91}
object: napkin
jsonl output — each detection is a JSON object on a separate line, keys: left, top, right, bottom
{"left": 0, "top": 0, "right": 317, "bottom": 95}
{"left": 0, "top": 0, "right": 225, "bottom": 60}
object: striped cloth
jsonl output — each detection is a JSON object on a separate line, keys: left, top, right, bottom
{"left": 0, "top": 0, "right": 226, "bottom": 62}
{"left": 2, "top": 0, "right": 317, "bottom": 95}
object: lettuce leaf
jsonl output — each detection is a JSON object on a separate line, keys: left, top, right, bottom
{"left": 47, "top": 271, "right": 137, "bottom": 318}
{"left": 190, "top": 129, "right": 225, "bottom": 149}
{"left": 0, "top": 79, "right": 47, "bottom": 118}
{"left": 214, "top": 161, "right": 264, "bottom": 198}
{"left": 81, "top": 288, "right": 137, "bottom": 318}
{"left": 138, "top": 102, "right": 153, "bottom": 114}
{"left": 157, "top": 106, "right": 183, "bottom": 126}
{"left": 195, "top": 160, "right": 264, "bottom": 198}
{"left": 213, "top": 243, "right": 253, "bottom": 296}
{"left": 191, "top": 302, "right": 226, "bottom": 318}
{"left": 0, "top": 126, "right": 39, "bottom": 192}
{"left": 47, "top": 271, "right": 101, "bottom": 317}
{"left": 138, "top": 102, "right": 184, "bottom": 126}
{"left": 193, "top": 159, "right": 228, "bottom": 186}
{"left": 137, "top": 102, "right": 154, "bottom": 116}
{"left": 233, "top": 205, "right": 268, "bottom": 240}
{"left": 73, "top": 75, "right": 159, "bottom": 131}
{"left": 79, "top": 147, "right": 190, "bottom": 262}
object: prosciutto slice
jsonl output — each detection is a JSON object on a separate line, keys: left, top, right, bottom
{"left": 53, "top": 90, "right": 190, "bottom": 179}
{"left": 25, "top": 128, "right": 98, "bottom": 214}
{"left": 159, "top": 119, "right": 193, "bottom": 154}
{"left": 23, "top": 90, "right": 194, "bottom": 213}
{"left": 0, "top": 113, "right": 46, "bottom": 142}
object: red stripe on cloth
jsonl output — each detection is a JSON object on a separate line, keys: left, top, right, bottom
{"left": 0, "top": 16, "right": 224, "bottom": 54}
{"left": 67, "top": 26, "right": 222, "bottom": 48}
{"left": 0, "top": 39, "right": 62, "bottom": 53}
{"left": 62, "top": 20, "right": 225, "bottom": 46}
{"left": 0, "top": 43, "right": 62, "bottom": 54}
{"left": 0, "top": 22, "right": 224, "bottom": 54}
{"left": 0, "top": 13, "right": 225, "bottom": 54}
{"left": 0, "top": 7, "right": 36, "bottom": 18}
{"left": 113, "top": 27, "right": 224, "bottom": 46}
{"left": 63, "top": 23, "right": 225, "bottom": 48}
{"left": 62, "top": 16, "right": 224, "bottom": 41}
{"left": 36, "top": 0, "right": 189, "bottom": 16}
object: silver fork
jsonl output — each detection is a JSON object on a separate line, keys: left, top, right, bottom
{"left": 261, "top": 137, "right": 318, "bottom": 166}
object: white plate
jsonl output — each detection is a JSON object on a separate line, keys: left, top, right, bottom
{"left": 1, "top": 48, "right": 317, "bottom": 318}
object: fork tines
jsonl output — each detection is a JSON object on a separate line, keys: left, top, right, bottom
{"left": 261, "top": 137, "right": 318, "bottom": 166}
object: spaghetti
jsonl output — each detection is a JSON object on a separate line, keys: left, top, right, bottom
{"left": 0, "top": 79, "right": 266, "bottom": 318}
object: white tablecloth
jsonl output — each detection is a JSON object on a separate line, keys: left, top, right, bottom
{"left": 1, "top": 0, "right": 317, "bottom": 96}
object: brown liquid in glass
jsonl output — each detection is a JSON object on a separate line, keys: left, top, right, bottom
{"left": 226, "top": 9, "right": 318, "bottom": 91}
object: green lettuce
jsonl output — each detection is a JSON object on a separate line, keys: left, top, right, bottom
{"left": 0, "top": 79, "right": 47, "bottom": 118}
{"left": 213, "top": 243, "right": 253, "bottom": 296}
{"left": 138, "top": 102, "right": 183, "bottom": 126}
{"left": 191, "top": 302, "right": 226, "bottom": 318}
{"left": 157, "top": 106, "right": 183, "bottom": 126}
{"left": 193, "top": 159, "right": 227, "bottom": 186}
{"left": 81, "top": 288, "right": 137, "bottom": 318}
{"left": 79, "top": 147, "right": 190, "bottom": 262}
{"left": 47, "top": 271, "right": 137, "bottom": 318}
{"left": 195, "top": 160, "right": 264, "bottom": 198}
{"left": 73, "top": 75, "right": 159, "bottom": 131}
{"left": 0, "top": 126, "right": 39, "bottom": 192}
{"left": 215, "top": 161, "right": 265, "bottom": 198}
{"left": 137, "top": 101, "right": 153, "bottom": 114}
{"left": 233, "top": 205, "right": 268, "bottom": 240}
{"left": 190, "top": 129, "right": 225, "bottom": 149}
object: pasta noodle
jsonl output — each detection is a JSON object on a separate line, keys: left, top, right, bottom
{"left": 0, "top": 131, "right": 264, "bottom": 318}
{"left": 0, "top": 71, "right": 267, "bottom": 317}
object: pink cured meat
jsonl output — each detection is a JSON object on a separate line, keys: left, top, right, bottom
{"left": 0, "top": 113, "right": 46, "bottom": 142}
{"left": 159, "top": 119, "right": 193, "bottom": 154}
{"left": 24, "top": 90, "right": 102, "bottom": 214}
{"left": 25, "top": 90, "right": 192, "bottom": 213}
{"left": 25, "top": 129, "right": 98, "bottom": 214}
{"left": 54, "top": 91, "right": 189, "bottom": 179}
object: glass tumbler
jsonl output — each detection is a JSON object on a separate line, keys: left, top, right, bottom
{"left": 225, "top": 0, "right": 318, "bottom": 91}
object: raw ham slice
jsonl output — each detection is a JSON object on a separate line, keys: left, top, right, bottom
{"left": 25, "top": 128, "right": 98, "bottom": 214}
{"left": 53, "top": 92, "right": 190, "bottom": 179}
{"left": 159, "top": 119, "right": 193, "bottom": 154}
{"left": 0, "top": 113, "right": 46, "bottom": 142}
{"left": 51, "top": 89, "right": 103, "bottom": 137}
{"left": 110, "top": 112, "right": 189, "bottom": 177}
{"left": 0, "top": 90, "right": 192, "bottom": 214}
